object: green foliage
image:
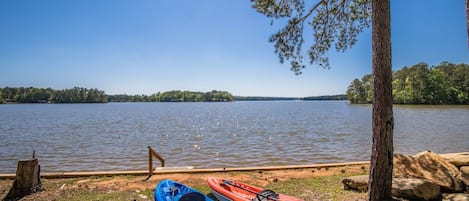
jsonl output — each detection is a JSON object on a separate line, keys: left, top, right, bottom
{"left": 264, "top": 176, "right": 366, "bottom": 200}
{"left": 0, "top": 88, "right": 234, "bottom": 103}
{"left": 0, "top": 87, "right": 107, "bottom": 103}
{"left": 234, "top": 96, "right": 299, "bottom": 101}
{"left": 347, "top": 62, "right": 469, "bottom": 104}
{"left": 302, "top": 94, "right": 347, "bottom": 100}
{"left": 251, "top": 0, "right": 371, "bottom": 74}
{"left": 346, "top": 74, "right": 372, "bottom": 104}
{"left": 107, "top": 90, "right": 234, "bottom": 102}
{"left": 0, "top": 88, "right": 4, "bottom": 104}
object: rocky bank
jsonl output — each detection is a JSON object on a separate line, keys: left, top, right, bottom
{"left": 342, "top": 151, "right": 469, "bottom": 201}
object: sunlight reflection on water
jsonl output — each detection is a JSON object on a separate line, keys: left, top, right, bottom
{"left": 0, "top": 101, "right": 468, "bottom": 173}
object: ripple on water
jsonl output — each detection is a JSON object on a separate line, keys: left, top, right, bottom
{"left": 0, "top": 102, "right": 468, "bottom": 172}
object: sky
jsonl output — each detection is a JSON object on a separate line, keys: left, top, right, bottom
{"left": 0, "top": 0, "right": 467, "bottom": 97}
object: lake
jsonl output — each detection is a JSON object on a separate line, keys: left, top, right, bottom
{"left": 0, "top": 101, "right": 468, "bottom": 173}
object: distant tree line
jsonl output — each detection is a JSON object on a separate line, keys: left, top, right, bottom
{"left": 0, "top": 87, "right": 350, "bottom": 104}
{"left": 347, "top": 62, "right": 469, "bottom": 104}
{"left": 234, "top": 96, "right": 299, "bottom": 101}
{"left": 302, "top": 95, "right": 347, "bottom": 101}
{"left": 233, "top": 95, "right": 347, "bottom": 101}
{"left": 0, "top": 87, "right": 107, "bottom": 103}
{"left": 0, "top": 88, "right": 4, "bottom": 104}
{"left": 107, "top": 90, "right": 234, "bottom": 102}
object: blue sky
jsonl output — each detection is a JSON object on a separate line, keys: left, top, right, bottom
{"left": 0, "top": 0, "right": 467, "bottom": 97}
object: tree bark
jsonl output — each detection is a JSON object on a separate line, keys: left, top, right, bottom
{"left": 368, "top": 0, "right": 393, "bottom": 201}
{"left": 466, "top": 0, "right": 469, "bottom": 51}
{"left": 4, "top": 159, "right": 42, "bottom": 200}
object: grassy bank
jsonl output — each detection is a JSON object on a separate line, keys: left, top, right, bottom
{"left": 0, "top": 165, "right": 368, "bottom": 201}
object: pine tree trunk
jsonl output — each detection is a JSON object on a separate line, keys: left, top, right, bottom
{"left": 369, "top": 0, "right": 394, "bottom": 201}
{"left": 466, "top": 0, "right": 469, "bottom": 50}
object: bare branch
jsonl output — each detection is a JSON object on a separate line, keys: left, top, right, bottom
{"left": 299, "top": 0, "right": 326, "bottom": 22}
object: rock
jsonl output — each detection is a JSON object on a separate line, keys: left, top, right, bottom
{"left": 342, "top": 175, "right": 368, "bottom": 192}
{"left": 392, "top": 178, "right": 440, "bottom": 201}
{"left": 440, "top": 153, "right": 469, "bottom": 168}
{"left": 460, "top": 166, "right": 469, "bottom": 192}
{"left": 394, "top": 151, "right": 464, "bottom": 192}
{"left": 138, "top": 194, "right": 148, "bottom": 199}
{"left": 442, "top": 193, "right": 469, "bottom": 201}
{"left": 342, "top": 175, "right": 442, "bottom": 200}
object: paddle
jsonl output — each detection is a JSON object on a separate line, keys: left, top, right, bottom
{"left": 222, "top": 180, "right": 280, "bottom": 201}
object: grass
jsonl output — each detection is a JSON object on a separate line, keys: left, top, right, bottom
{"left": 0, "top": 165, "right": 368, "bottom": 201}
{"left": 265, "top": 176, "right": 366, "bottom": 200}
{"left": 56, "top": 189, "right": 151, "bottom": 201}
{"left": 193, "top": 174, "right": 367, "bottom": 201}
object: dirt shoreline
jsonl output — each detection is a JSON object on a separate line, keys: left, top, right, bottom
{"left": 0, "top": 161, "right": 369, "bottom": 179}
{"left": 0, "top": 164, "right": 369, "bottom": 201}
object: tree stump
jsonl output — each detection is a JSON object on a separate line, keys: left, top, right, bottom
{"left": 4, "top": 159, "right": 43, "bottom": 200}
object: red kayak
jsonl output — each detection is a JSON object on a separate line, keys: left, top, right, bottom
{"left": 207, "top": 177, "right": 303, "bottom": 201}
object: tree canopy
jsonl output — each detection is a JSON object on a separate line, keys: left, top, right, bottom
{"left": 347, "top": 62, "right": 469, "bottom": 104}
{"left": 108, "top": 90, "right": 234, "bottom": 102}
{"left": 0, "top": 87, "right": 234, "bottom": 103}
{"left": 0, "top": 88, "right": 4, "bottom": 104}
{"left": 0, "top": 87, "right": 107, "bottom": 103}
{"left": 251, "top": 0, "right": 371, "bottom": 74}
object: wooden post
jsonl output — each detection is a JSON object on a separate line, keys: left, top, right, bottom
{"left": 147, "top": 146, "right": 165, "bottom": 180}
{"left": 148, "top": 147, "right": 153, "bottom": 178}
{"left": 4, "top": 158, "right": 43, "bottom": 200}
{"left": 150, "top": 149, "right": 165, "bottom": 167}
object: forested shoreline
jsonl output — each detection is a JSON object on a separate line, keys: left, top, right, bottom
{"left": 108, "top": 90, "right": 234, "bottom": 102}
{"left": 0, "top": 87, "right": 234, "bottom": 103}
{"left": 0, "top": 87, "right": 107, "bottom": 103}
{"left": 0, "top": 86, "right": 348, "bottom": 104}
{"left": 347, "top": 62, "right": 469, "bottom": 104}
{"left": 3, "top": 62, "right": 469, "bottom": 105}
{"left": 233, "top": 95, "right": 347, "bottom": 101}
{"left": 302, "top": 94, "right": 347, "bottom": 101}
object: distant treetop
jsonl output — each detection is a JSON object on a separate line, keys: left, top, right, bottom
{"left": 347, "top": 62, "right": 469, "bottom": 104}
{"left": 107, "top": 90, "right": 234, "bottom": 102}
{"left": 0, "top": 87, "right": 107, "bottom": 103}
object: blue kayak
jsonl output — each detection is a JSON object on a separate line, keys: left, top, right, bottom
{"left": 154, "top": 179, "right": 213, "bottom": 201}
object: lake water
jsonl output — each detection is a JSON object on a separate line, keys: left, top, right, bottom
{"left": 0, "top": 101, "right": 468, "bottom": 173}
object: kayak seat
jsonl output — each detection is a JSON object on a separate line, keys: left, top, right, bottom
{"left": 163, "top": 186, "right": 178, "bottom": 194}
{"left": 252, "top": 189, "right": 279, "bottom": 201}
{"left": 179, "top": 192, "right": 206, "bottom": 201}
